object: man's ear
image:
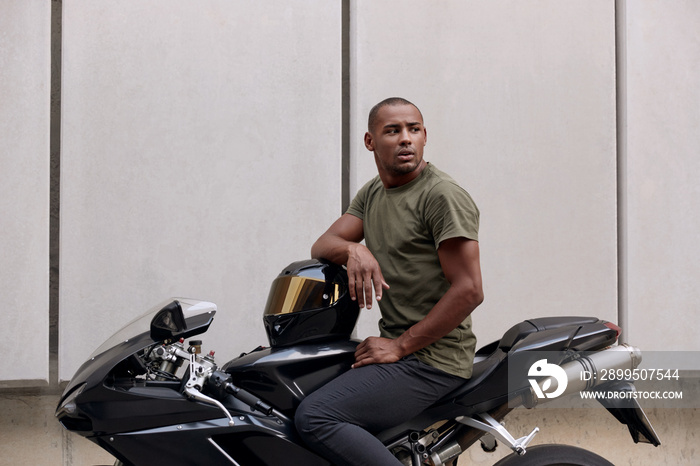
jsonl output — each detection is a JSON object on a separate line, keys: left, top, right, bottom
{"left": 364, "top": 132, "right": 374, "bottom": 151}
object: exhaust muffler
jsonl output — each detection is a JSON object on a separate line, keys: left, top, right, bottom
{"left": 525, "top": 344, "right": 642, "bottom": 407}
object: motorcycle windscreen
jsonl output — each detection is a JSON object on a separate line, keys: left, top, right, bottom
{"left": 89, "top": 299, "right": 216, "bottom": 358}
{"left": 263, "top": 276, "right": 340, "bottom": 316}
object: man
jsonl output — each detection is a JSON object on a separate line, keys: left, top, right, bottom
{"left": 295, "top": 97, "right": 483, "bottom": 465}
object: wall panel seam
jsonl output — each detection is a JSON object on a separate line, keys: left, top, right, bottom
{"left": 615, "top": 0, "right": 628, "bottom": 343}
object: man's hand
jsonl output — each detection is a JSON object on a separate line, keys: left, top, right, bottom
{"left": 346, "top": 243, "right": 389, "bottom": 309}
{"left": 311, "top": 214, "right": 389, "bottom": 309}
{"left": 352, "top": 336, "right": 403, "bottom": 369}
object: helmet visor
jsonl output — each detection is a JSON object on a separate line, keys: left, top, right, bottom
{"left": 263, "top": 275, "right": 341, "bottom": 316}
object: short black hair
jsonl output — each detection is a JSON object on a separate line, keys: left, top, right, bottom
{"left": 367, "top": 97, "right": 423, "bottom": 133}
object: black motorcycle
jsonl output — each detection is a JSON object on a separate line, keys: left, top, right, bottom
{"left": 57, "top": 260, "right": 660, "bottom": 465}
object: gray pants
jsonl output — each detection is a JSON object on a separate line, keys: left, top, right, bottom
{"left": 295, "top": 355, "right": 465, "bottom": 466}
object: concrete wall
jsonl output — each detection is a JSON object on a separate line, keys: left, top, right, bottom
{"left": 58, "top": 0, "right": 342, "bottom": 380}
{"left": 1, "top": 0, "right": 699, "bottom": 464}
{"left": 0, "top": 0, "right": 51, "bottom": 383}
{"left": 624, "top": 0, "right": 700, "bottom": 351}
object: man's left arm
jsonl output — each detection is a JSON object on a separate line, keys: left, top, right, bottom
{"left": 353, "top": 237, "right": 483, "bottom": 368}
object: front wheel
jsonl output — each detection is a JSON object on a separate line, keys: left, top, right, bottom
{"left": 493, "top": 444, "right": 613, "bottom": 466}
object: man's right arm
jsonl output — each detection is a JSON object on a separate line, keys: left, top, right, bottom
{"left": 311, "top": 214, "right": 389, "bottom": 309}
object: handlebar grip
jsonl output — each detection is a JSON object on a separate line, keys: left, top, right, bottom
{"left": 226, "top": 383, "right": 272, "bottom": 416}
{"left": 207, "top": 370, "right": 273, "bottom": 416}
{"left": 226, "top": 384, "right": 273, "bottom": 416}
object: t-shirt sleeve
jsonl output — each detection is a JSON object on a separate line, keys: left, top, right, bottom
{"left": 345, "top": 179, "right": 373, "bottom": 220}
{"left": 425, "top": 181, "right": 480, "bottom": 247}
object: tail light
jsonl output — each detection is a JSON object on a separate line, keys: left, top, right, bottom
{"left": 604, "top": 321, "right": 622, "bottom": 340}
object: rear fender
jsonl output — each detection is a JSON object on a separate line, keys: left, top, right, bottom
{"left": 594, "top": 381, "right": 661, "bottom": 446}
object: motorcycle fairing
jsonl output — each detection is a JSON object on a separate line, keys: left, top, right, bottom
{"left": 97, "top": 417, "right": 331, "bottom": 466}
{"left": 57, "top": 299, "right": 217, "bottom": 435}
{"left": 223, "top": 339, "right": 359, "bottom": 416}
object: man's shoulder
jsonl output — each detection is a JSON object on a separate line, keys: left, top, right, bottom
{"left": 355, "top": 175, "right": 384, "bottom": 200}
{"left": 346, "top": 175, "right": 383, "bottom": 218}
{"left": 359, "top": 174, "right": 384, "bottom": 191}
{"left": 422, "top": 164, "right": 480, "bottom": 243}
{"left": 422, "top": 164, "right": 472, "bottom": 199}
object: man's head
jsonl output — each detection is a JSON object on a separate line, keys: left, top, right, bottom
{"left": 365, "top": 97, "right": 427, "bottom": 188}
{"left": 367, "top": 97, "right": 424, "bottom": 135}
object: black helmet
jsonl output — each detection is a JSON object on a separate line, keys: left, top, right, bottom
{"left": 262, "top": 259, "right": 360, "bottom": 347}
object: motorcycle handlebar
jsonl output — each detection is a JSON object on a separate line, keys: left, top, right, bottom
{"left": 225, "top": 383, "right": 274, "bottom": 416}
{"left": 207, "top": 370, "right": 274, "bottom": 416}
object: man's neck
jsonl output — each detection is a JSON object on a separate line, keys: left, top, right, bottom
{"left": 378, "top": 160, "right": 429, "bottom": 189}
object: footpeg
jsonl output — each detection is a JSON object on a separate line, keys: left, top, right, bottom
{"left": 456, "top": 413, "right": 538, "bottom": 455}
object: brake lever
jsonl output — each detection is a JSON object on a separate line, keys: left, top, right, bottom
{"left": 183, "top": 385, "right": 235, "bottom": 427}
{"left": 184, "top": 351, "right": 235, "bottom": 426}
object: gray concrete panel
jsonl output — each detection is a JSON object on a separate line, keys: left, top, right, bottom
{"left": 625, "top": 1, "right": 700, "bottom": 351}
{"left": 0, "top": 0, "right": 51, "bottom": 382}
{"left": 59, "top": 0, "right": 341, "bottom": 380}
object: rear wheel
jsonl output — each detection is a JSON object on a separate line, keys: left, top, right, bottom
{"left": 493, "top": 444, "right": 613, "bottom": 466}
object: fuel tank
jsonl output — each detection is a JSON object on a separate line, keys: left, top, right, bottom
{"left": 222, "top": 340, "right": 358, "bottom": 416}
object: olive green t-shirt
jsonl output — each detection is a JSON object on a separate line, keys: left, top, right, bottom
{"left": 346, "top": 163, "right": 479, "bottom": 378}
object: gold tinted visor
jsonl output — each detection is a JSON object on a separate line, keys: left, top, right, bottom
{"left": 263, "top": 275, "right": 341, "bottom": 316}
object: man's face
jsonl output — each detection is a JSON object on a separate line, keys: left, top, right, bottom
{"left": 365, "top": 104, "right": 427, "bottom": 185}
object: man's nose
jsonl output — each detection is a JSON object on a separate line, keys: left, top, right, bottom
{"left": 399, "top": 128, "right": 412, "bottom": 144}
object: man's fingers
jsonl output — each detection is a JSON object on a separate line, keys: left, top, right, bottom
{"left": 352, "top": 342, "right": 372, "bottom": 368}
{"left": 345, "top": 244, "right": 388, "bottom": 310}
{"left": 351, "top": 357, "right": 373, "bottom": 369}
{"left": 373, "top": 272, "right": 390, "bottom": 302}
{"left": 363, "top": 271, "right": 375, "bottom": 309}
{"left": 354, "top": 340, "right": 367, "bottom": 359}
{"left": 347, "top": 274, "right": 358, "bottom": 302}
{"left": 352, "top": 337, "right": 402, "bottom": 368}
{"left": 348, "top": 271, "right": 369, "bottom": 308}
{"left": 354, "top": 272, "right": 367, "bottom": 309}
{"left": 374, "top": 281, "right": 382, "bottom": 303}
{"left": 347, "top": 264, "right": 388, "bottom": 309}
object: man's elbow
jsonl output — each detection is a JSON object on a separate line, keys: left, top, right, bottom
{"left": 310, "top": 239, "right": 322, "bottom": 260}
{"left": 469, "top": 287, "right": 485, "bottom": 308}
{"left": 474, "top": 288, "right": 484, "bottom": 307}
{"left": 310, "top": 234, "right": 342, "bottom": 262}
{"left": 457, "top": 281, "right": 484, "bottom": 308}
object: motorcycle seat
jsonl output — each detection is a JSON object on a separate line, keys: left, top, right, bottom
{"left": 498, "top": 316, "right": 601, "bottom": 350}
{"left": 441, "top": 316, "right": 611, "bottom": 409}
{"left": 441, "top": 346, "right": 507, "bottom": 404}
{"left": 378, "top": 317, "right": 615, "bottom": 445}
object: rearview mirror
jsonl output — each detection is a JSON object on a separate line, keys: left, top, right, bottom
{"left": 150, "top": 301, "right": 187, "bottom": 341}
